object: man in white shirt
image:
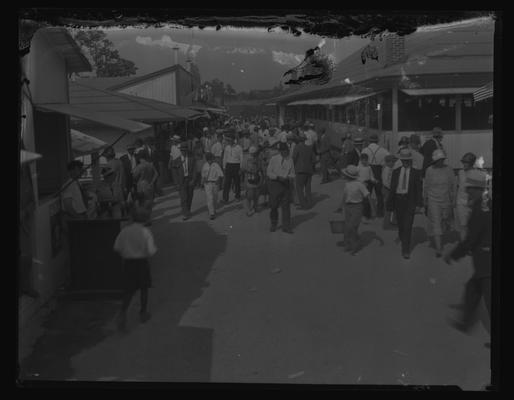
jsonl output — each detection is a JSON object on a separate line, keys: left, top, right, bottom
{"left": 222, "top": 133, "right": 243, "bottom": 203}
{"left": 267, "top": 142, "right": 295, "bottom": 233}
{"left": 361, "top": 133, "right": 390, "bottom": 218}
{"left": 61, "top": 160, "right": 88, "bottom": 219}
{"left": 201, "top": 152, "right": 224, "bottom": 220}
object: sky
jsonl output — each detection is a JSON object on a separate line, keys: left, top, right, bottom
{"left": 102, "top": 26, "right": 370, "bottom": 92}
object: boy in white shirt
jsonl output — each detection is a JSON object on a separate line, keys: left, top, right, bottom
{"left": 201, "top": 152, "right": 224, "bottom": 220}
{"left": 113, "top": 206, "right": 157, "bottom": 331}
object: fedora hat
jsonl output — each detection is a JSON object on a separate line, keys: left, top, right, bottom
{"left": 353, "top": 136, "right": 364, "bottom": 144}
{"left": 398, "top": 136, "right": 410, "bottom": 145}
{"left": 180, "top": 142, "right": 189, "bottom": 150}
{"left": 171, "top": 135, "right": 181, "bottom": 141}
{"left": 461, "top": 152, "right": 477, "bottom": 165}
{"left": 465, "top": 170, "right": 488, "bottom": 189}
{"left": 342, "top": 165, "right": 360, "bottom": 180}
{"left": 398, "top": 148, "right": 413, "bottom": 160}
{"left": 432, "top": 149, "right": 446, "bottom": 162}
{"left": 369, "top": 133, "right": 379, "bottom": 142}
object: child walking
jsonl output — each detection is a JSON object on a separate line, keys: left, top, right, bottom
{"left": 340, "top": 165, "right": 370, "bottom": 255}
{"left": 201, "top": 152, "right": 224, "bottom": 220}
{"left": 113, "top": 206, "right": 157, "bottom": 331}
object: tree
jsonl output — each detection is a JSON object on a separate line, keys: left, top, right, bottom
{"left": 73, "top": 30, "right": 138, "bottom": 77}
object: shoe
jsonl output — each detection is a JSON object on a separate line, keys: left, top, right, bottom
{"left": 282, "top": 228, "right": 293, "bottom": 234}
{"left": 351, "top": 250, "right": 359, "bottom": 256}
{"left": 402, "top": 253, "right": 410, "bottom": 260}
{"left": 139, "top": 311, "right": 152, "bottom": 323}
{"left": 210, "top": 214, "right": 215, "bottom": 220}
{"left": 435, "top": 251, "right": 442, "bottom": 258}
{"left": 270, "top": 225, "right": 277, "bottom": 232}
{"left": 182, "top": 216, "right": 189, "bottom": 221}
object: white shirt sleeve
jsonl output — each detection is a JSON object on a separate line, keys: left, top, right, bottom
{"left": 113, "top": 231, "right": 123, "bottom": 254}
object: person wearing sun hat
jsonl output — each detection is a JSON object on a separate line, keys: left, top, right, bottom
{"left": 444, "top": 169, "right": 491, "bottom": 340}
{"left": 96, "top": 166, "right": 124, "bottom": 218}
{"left": 386, "top": 148, "right": 423, "bottom": 260}
{"left": 337, "top": 164, "right": 370, "bottom": 255}
{"left": 424, "top": 149, "right": 456, "bottom": 257}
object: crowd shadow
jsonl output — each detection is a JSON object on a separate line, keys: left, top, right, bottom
{"left": 20, "top": 220, "right": 226, "bottom": 382}
{"left": 308, "top": 193, "right": 331, "bottom": 208}
{"left": 291, "top": 211, "right": 317, "bottom": 230}
{"left": 358, "top": 230, "right": 385, "bottom": 251}
{"left": 410, "top": 226, "right": 429, "bottom": 252}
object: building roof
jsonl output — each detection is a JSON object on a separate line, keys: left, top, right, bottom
{"left": 38, "top": 27, "right": 92, "bottom": 73}
{"left": 273, "top": 17, "right": 494, "bottom": 104}
{"left": 76, "top": 64, "right": 195, "bottom": 91}
{"left": 69, "top": 81, "right": 204, "bottom": 122}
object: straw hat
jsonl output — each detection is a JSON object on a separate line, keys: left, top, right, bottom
{"left": 461, "top": 152, "right": 477, "bottom": 165}
{"left": 432, "top": 149, "right": 446, "bottom": 162}
{"left": 398, "top": 148, "right": 413, "bottom": 160}
{"left": 465, "top": 170, "right": 488, "bottom": 189}
{"left": 369, "top": 133, "right": 379, "bottom": 143}
{"left": 171, "top": 135, "right": 181, "bottom": 141}
{"left": 353, "top": 135, "right": 364, "bottom": 145}
{"left": 342, "top": 165, "right": 360, "bottom": 179}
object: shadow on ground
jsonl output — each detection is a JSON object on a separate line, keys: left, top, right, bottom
{"left": 291, "top": 212, "right": 317, "bottom": 230}
{"left": 411, "top": 226, "right": 429, "bottom": 251}
{"left": 19, "top": 218, "right": 227, "bottom": 382}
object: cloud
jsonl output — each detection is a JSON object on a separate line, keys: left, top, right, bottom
{"left": 212, "top": 46, "right": 266, "bottom": 55}
{"left": 135, "top": 35, "right": 202, "bottom": 58}
{"left": 271, "top": 51, "right": 304, "bottom": 66}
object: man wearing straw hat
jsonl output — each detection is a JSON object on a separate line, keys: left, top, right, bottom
{"left": 339, "top": 164, "right": 370, "bottom": 255}
{"left": 444, "top": 169, "right": 491, "bottom": 339}
{"left": 386, "top": 148, "right": 423, "bottom": 260}
{"left": 346, "top": 134, "right": 364, "bottom": 167}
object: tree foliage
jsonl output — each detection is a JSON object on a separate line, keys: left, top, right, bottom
{"left": 73, "top": 30, "right": 138, "bottom": 77}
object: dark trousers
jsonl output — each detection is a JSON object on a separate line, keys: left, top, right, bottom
{"left": 269, "top": 180, "right": 291, "bottom": 229}
{"left": 344, "top": 202, "right": 363, "bottom": 251}
{"left": 295, "top": 173, "right": 312, "bottom": 208}
{"left": 320, "top": 153, "right": 330, "bottom": 182}
{"left": 458, "top": 276, "right": 491, "bottom": 332}
{"left": 394, "top": 194, "right": 416, "bottom": 254}
{"left": 179, "top": 179, "right": 195, "bottom": 216}
{"left": 370, "top": 165, "right": 384, "bottom": 217}
{"left": 223, "top": 163, "right": 241, "bottom": 201}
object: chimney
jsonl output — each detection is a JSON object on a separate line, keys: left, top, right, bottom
{"left": 384, "top": 33, "right": 405, "bottom": 66}
{"left": 172, "top": 46, "right": 180, "bottom": 66}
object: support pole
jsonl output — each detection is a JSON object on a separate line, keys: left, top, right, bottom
{"left": 392, "top": 86, "right": 399, "bottom": 153}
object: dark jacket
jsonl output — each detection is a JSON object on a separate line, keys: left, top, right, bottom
{"left": 386, "top": 167, "right": 423, "bottom": 212}
{"left": 346, "top": 148, "right": 361, "bottom": 167}
{"left": 292, "top": 142, "right": 316, "bottom": 174}
{"left": 171, "top": 154, "right": 197, "bottom": 185}
{"left": 421, "top": 138, "right": 444, "bottom": 172}
{"left": 318, "top": 134, "right": 331, "bottom": 155}
{"left": 450, "top": 199, "right": 492, "bottom": 278}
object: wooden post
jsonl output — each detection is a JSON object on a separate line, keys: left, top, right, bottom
{"left": 392, "top": 86, "right": 399, "bottom": 153}
{"left": 91, "top": 151, "right": 101, "bottom": 190}
{"left": 455, "top": 94, "right": 462, "bottom": 132}
{"left": 365, "top": 98, "right": 370, "bottom": 128}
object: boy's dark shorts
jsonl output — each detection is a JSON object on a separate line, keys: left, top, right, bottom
{"left": 123, "top": 258, "right": 152, "bottom": 291}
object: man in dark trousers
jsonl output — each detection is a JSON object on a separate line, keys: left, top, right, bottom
{"left": 120, "top": 143, "right": 137, "bottom": 202}
{"left": 267, "top": 142, "right": 295, "bottom": 233}
{"left": 292, "top": 132, "right": 316, "bottom": 210}
{"left": 222, "top": 133, "right": 243, "bottom": 203}
{"left": 386, "top": 148, "right": 424, "bottom": 259}
{"left": 172, "top": 142, "right": 197, "bottom": 220}
{"left": 444, "top": 169, "right": 491, "bottom": 338}
{"left": 421, "top": 127, "right": 445, "bottom": 175}
{"left": 346, "top": 135, "right": 364, "bottom": 166}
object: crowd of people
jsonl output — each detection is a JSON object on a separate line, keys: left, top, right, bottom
{"left": 59, "top": 115, "right": 492, "bottom": 336}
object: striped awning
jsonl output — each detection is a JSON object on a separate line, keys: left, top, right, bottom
{"left": 473, "top": 82, "right": 493, "bottom": 102}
